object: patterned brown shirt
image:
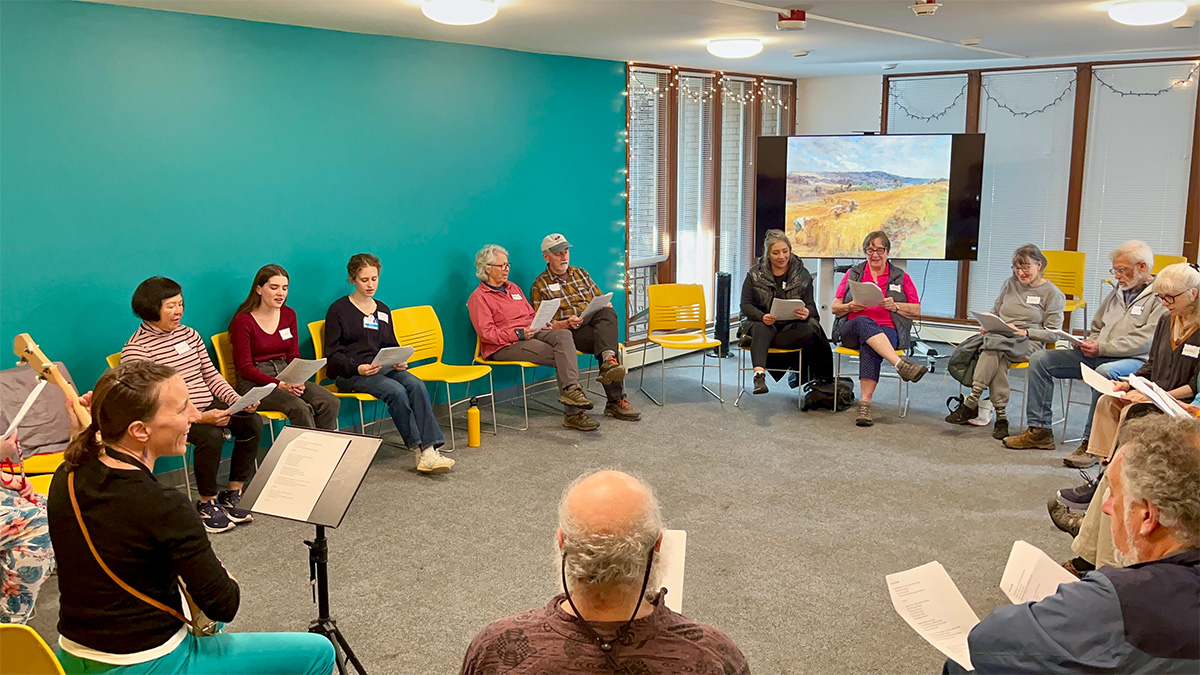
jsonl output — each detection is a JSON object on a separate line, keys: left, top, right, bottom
{"left": 461, "top": 594, "right": 750, "bottom": 674}
{"left": 530, "top": 266, "right": 602, "bottom": 323}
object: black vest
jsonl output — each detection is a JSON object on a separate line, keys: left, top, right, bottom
{"left": 832, "top": 261, "right": 914, "bottom": 351}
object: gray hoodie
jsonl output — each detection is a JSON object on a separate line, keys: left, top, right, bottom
{"left": 1087, "top": 282, "right": 1166, "bottom": 359}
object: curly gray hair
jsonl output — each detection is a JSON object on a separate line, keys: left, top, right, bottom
{"left": 1153, "top": 262, "right": 1200, "bottom": 323}
{"left": 1117, "top": 415, "right": 1200, "bottom": 548}
{"left": 474, "top": 244, "right": 508, "bottom": 282}
{"left": 556, "top": 471, "right": 664, "bottom": 599}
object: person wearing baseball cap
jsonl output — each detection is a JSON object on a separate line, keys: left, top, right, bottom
{"left": 531, "top": 233, "right": 640, "bottom": 422}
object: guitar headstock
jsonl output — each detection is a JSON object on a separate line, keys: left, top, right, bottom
{"left": 13, "top": 333, "right": 78, "bottom": 400}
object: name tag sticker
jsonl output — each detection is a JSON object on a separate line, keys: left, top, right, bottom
{"left": 1026, "top": 295, "right": 1042, "bottom": 305}
{"left": 173, "top": 342, "right": 191, "bottom": 356}
{"left": 511, "top": 294, "right": 523, "bottom": 301}
{"left": 889, "top": 284, "right": 902, "bottom": 293}
{"left": 363, "top": 316, "right": 379, "bottom": 330}
{"left": 378, "top": 311, "right": 389, "bottom": 323}
{"left": 279, "top": 328, "right": 293, "bottom": 340}
{"left": 1184, "top": 344, "right": 1200, "bottom": 359}
{"left": 1130, "top": 305, "right": 1144, "bottom": 317}
{"left": 548, "top": 283, "right": 562, "bottom": 292}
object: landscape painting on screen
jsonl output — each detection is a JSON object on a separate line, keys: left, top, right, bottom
{"left": 785, "top": 135, "right": 951, "bottom": 259}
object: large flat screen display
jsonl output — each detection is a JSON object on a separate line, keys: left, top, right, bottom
{"left": 756, "top": 134, "right": 984, "bottom": 260}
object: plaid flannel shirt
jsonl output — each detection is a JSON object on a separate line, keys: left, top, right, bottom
{"left": 530, "top": 266, "right": 601, "bottom": 322}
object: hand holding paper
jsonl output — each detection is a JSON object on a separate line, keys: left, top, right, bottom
{"left": 971, "top": 311, "right": 1017, "bottom": 337}
{"left": 529, "top": 299, "right": 561, "bottom": 332}
{"left": 887, "top": 562, "right": 980, "bottom": 671}
{"left": 769, "top": 298, "right": 807, "bottom": 319}
{"left": 848, "top": 281, "right": 885, "bottom": 308}
{"left": 371, "top": 347, "right": 414, "bottom": 369}
{"left": 999, "top": 541, "right": 1079, "bottom": 604}
{"left": 276, "top": 358, "right": 327, "bottom": 385}
{"left": 579, "top": 293, "right": 614, "bottom": 322}
{"left": 227, "top": 384, "right": 276, "bottom": 414}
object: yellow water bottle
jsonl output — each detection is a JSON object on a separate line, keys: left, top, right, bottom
{"left": 467, "top": 396, "right": 481, "bottom": 447}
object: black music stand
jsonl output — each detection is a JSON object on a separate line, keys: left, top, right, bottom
{"left": 240, "top": 426, "right": 382, "bottom": 675}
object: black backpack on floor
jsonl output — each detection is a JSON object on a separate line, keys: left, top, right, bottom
{"left": 802, "top": 377, "right": 855, "bottom": 411}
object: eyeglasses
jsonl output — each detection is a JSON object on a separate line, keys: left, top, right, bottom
{"left": 488, "top": 263, "right": 511, "bottom": 270}
{"left": 864, "top": 248, "right": 888, "bottom": 256}
{"left": 1109, "top": 266, "right": 1136, "bottom": 276}
{"left": 1155, "top": 291, "right": 1187, "bottom": 303}
{"left": 1011, "top": 264, "right": 1036, "bottom": 273}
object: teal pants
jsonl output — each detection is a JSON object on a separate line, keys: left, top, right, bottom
{"left": 57, "top": 631, "right": 335, "bottom": 675}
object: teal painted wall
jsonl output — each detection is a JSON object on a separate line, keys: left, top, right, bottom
{"left": 0, "top": 1, "right": 628, "bottom": 432}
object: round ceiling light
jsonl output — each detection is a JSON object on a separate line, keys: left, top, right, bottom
{"left": 706, "top": 38, "right": 764, "bottom": 59}
{"left": 1108, "top": 0, "right": 1187, "bottom": 26}
{"left": 421, "top": 0, "right": 498, "bottom": 26}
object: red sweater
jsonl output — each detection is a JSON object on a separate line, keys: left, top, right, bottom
{"left": 468, "top": 281, "right": 535, "bottom": 359}
{"left": 228, "top": 307, "right": 302, "bottom": 386}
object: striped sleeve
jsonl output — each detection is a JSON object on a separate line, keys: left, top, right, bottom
{"left": 189, "top": 329, "right": 238, "bottom": 405}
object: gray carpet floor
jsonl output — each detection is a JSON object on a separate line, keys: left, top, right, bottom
{"left": 28, "top": 349, "right": 1095, "bottom": 674}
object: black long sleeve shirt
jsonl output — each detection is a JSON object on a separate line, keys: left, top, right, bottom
{"left": 324, "top": 296, "right": 398, "bottom": 380}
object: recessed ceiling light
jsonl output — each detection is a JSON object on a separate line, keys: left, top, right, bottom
{"left": 1108, "top": 0, "right": 1187, "bottom": 26}
{"left": 421, "top": 0, "right": 498, "bottom": 26}
{"left": 707, "top": 38, "right": 764, "bottom": 59}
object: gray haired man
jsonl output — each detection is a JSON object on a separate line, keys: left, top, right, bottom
{"left": 461, "top": 470, "right": 748, "bottom": 674}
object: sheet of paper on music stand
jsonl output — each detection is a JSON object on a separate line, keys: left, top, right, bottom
{"left": 371, "top": 346, "right": 414, "bottom": 368}
{"left": 529, "top": 298, "right": 561, "bottom": 332}
{"left": 3, "top": 380, "right": 47, "bottom": 438}
{"left": 1081, "top": 364, "right": 1121, "bottom": 397}
{"left": 579, "top": 293, "right": 614, "bottom": 322}
{"left": 1051, "top": 329, "right": 1084, "bottom": 347}
{"left": 887, "top": 561, "right": 980, "bottom": 671}
{"left": 658, "top": 529, "right": 687, "bottom": 613}
{"left": 769, "top": 298, "right": 807, "bottom": 319}
{"left": 226, "top": 383, "right": 276, "bottom": 414}
{"left": 1126, "top": 374, "right": 1189, "bottom": 417}
{"left": 276, "top": 358, "right": 327, "bottom": 384}
{"left": 251, "top": 431, "right": 350, "bottom": 521}
{"left": 970, "top": 311, "right": 1017, "bottom": 337}
{"left": 999, "top": 540, "right": 1079, "bottom": 605}
{"left": 848, "top": 280, "right": 885, "bottom": 308}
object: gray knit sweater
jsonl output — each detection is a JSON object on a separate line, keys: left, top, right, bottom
{"left": 991, "top": 277, "right": 1066, "bottom": 345}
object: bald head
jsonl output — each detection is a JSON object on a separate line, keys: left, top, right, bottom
{"left": 564, "top": 470, "right": 653, "bottom": 535}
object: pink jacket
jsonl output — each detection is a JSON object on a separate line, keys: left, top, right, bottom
{"left": 468, "top": 281, "right": 535, "bottom": 359}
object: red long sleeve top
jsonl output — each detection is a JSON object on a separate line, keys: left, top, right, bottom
{"left": 228, "top": 307, "right": 302, "bottom": 386}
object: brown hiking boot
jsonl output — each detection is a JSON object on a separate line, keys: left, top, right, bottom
{"left": 596, "top": 358, "right": 626, "bottom": 385}
{"left": 1004, "top": 426, "right": 1056, "bottom": 450}
{"left": 563, "top": 411, "right": 600, "bottom": 431}
{"left": 895, "top": 358, "right": 928, "bottom": 383}
{"left": 856, "top": 402, "right": 874, "bottom": 427}
{"left": 1048, "top": 496, "right": 1084, "bottom": 536}
{"left": 559, "top": 385, "right": 594, "bottom": 410}
{"left": 1063, "top": 441, "right": 1097, "bottom": 469}
{"left": 604, "top": 397, "right": 641, "bottom": 421}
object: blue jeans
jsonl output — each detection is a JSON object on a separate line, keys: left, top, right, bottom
{"left": 1025, "top": 348, "right": 1143, "bottom": 433}
{"left": 338, "top": 369, "right": 444, "bottom": 449}
{"left": 57, "top": 630, "right": 334, "bottom": 674}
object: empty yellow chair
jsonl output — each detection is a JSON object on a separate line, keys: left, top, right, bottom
{"left": 308, "top": 320, "right": 380, "bottom": 433}
{"left": 392, "top": 306, "right": 495, "bottom": 448}
{"left": 210, "top": 332, "right": 289, "bottom": 442}
{"left": 106, "top": 352, "right": 121, "bottom": 369}
{"left": 636, "top": 283, "right": 723, "bottom": 406}
{"left": 0, "top": 624, "right": 65, "bottom": 675}
{"left": 1041, "top": 250, "right": 1087, "bottom": 332}
{"left": 1152, "top": 254, "right": 1188, "bottom": 274}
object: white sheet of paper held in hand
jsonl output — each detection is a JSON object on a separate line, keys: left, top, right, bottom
{"left": 848, "top": 280, "right": 885, "bottom": 308}
{"left": 769, "top": 298, "right": 806, "bottom": 318}
{"left": 275, "top": 358, "right": 326, "bottom": 384}
{"left": 251, "top": 431, "right": 350, "bottom": 521}
{"left": 1081, "top": 363, "right": 1121, "bottom": 397}
{"left": 1051, "top": 329, "right": 1084, "bottom": 347}
{"left": 1125, "top": 374, "right": 1189, "bottom": 417}
{"left": 529, "top": 298, "right": 561, "bottom": 332}
{"left": 579, "top": 292, "right": 614, "bottom": 322}
{"left": 971, "top": 311, "right": 1017, "bottom": 337}
{"left": 887, "top": 561, "right": 980, "bottom": 671}
{"left": 226, "top": 384, "right": 276, "bottom": 414}
{"left": 657, "top": 529, "right": 687, "bottom": 613}
{"left": 371, "top": 346, "right": 415, "bottom": 368}
{"left": 1000, "top": 540, "right": 1079, "bottom": 605}
{"left": 3, "top": 380, "right": 48, "bottom": 438}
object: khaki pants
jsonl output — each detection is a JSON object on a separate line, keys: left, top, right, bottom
{"left": 972, "top": 350, "right": 1015, "bottom": 408}
{"left": 1071, "top": 472, "right": 1120, "bottom": 569}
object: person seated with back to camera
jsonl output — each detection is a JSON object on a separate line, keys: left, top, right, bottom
{"left": 229, "top": 264, "right": 341, "bottom": 430}
{"left": 945, "top": 244, "right": 1065, "bottom": 440}
{"left": 324, "top": 253, "right": 454, "bottom": 474}
{"left": 469, "top": 244, "right": 599, "bottom": 432}
{"left": 830, "top": 230, "right": 928, "bottom": 427}
{"left": 1004, "top": 240, "right": 1165, "bottom": 463}
{"left": 460, "top": 469, "right": 750, "bottom": 674}
{"left": 529, "top": 232, "right": 641, "bottom": 422}
{"left": 738, "top": 228, "right": 833, "bottom": 396}
{"left": 48, "top": 360, "right": 335, "bottom": 675}
{"left": 121, "top": 276, "right": 263, "bottom": 534}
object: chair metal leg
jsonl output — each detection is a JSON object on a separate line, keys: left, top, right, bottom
{"left": 637, "top": 343, "right": 665, "bottom": 406}
{"left": 734, "top": 348, "right": 747, "bottom": 408}
{"left": 833, "top": 351, "right": 843, "bottom": 412}
{"left": 445, "top": 382, "right": 456, "bottom": 450}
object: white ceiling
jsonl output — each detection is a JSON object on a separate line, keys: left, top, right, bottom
{"left": 88, "top": 0, "right": 1200, "bottom": 77}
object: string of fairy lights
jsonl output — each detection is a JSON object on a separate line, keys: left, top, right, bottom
{"left": 624, "top": 69, "right": 791, "bottom": 110}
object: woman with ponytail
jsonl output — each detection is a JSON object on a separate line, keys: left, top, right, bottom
{"left": 47, "top": 361, "right": 334, "bottom": 674}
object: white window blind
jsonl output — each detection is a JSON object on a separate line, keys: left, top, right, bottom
{"left": 1078, "top": 61, "right": 1198, "bottom": 315}
{"left": 719, "top": 77, "right": 755, "bottom": 294}
{"left": 887, "top": 75, "right": 969, "bottom": 318}
{"left": 628, "top": 68, "right": 671, "bottom": 266}
{"left": 760, "top": 80, "right": 794, "bottom": 137}
{"left": 676, "top": 73, "right": 716, "bottom": 316}
{"left": 969, "top": 69, "right": 1075, "bottom": 315}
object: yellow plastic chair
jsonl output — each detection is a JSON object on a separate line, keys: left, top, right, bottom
{"left": 734, "top": 344, "right": 803, "bottom": 409}
{"left": 636, "top": 284, "right": 723, "bottom": 406}
{"left": 307, "top": 320, "right": 380, "bottom": 434}
{"left": 833, "top": 347, "right": 910, "bottom": 417}
{"left": 210, "top": 332, "right": 289, "bottom": 443}
{"left": 0, "top": 623, "right": 65, "bottom": 675}
{"left": 106, "top": 352, "right": 121, "bottom": 369}
{"left": 1152, "top": 254, "right": 1188, "bottom": 274}
{"left": 1042, "top": 250, "right": 1087, "bottom": 332}
{"left": 392, "top": 306, "right": 496, "bottom": 449}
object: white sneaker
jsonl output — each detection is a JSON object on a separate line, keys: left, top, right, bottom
{"left": 968, "top": 398, "right": 994, "bottom": 427}
{"left": 416, "top": 447, "right": 454, "bottom": 474}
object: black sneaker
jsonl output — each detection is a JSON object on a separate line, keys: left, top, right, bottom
{"left": 752, "top": 373, "right": 768, "bottom": 395}
{"left": 217, "top": 489, "right": 253, "bottom": 524}
{"left": 197, "top": 500, "right": 236, "bottom": 533}
{"left": 944, "top": 398, "right": 978, "bottom": 425}
{"left": 1058, "top": 476, "right": 1100, "bottom": 511}
{"left": 991, "top": 417, "right": 1010, "bottom": 440}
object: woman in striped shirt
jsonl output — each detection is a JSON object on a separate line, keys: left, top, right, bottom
{"left": 120, "top": 277, "right": 263, "bottom": 534}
